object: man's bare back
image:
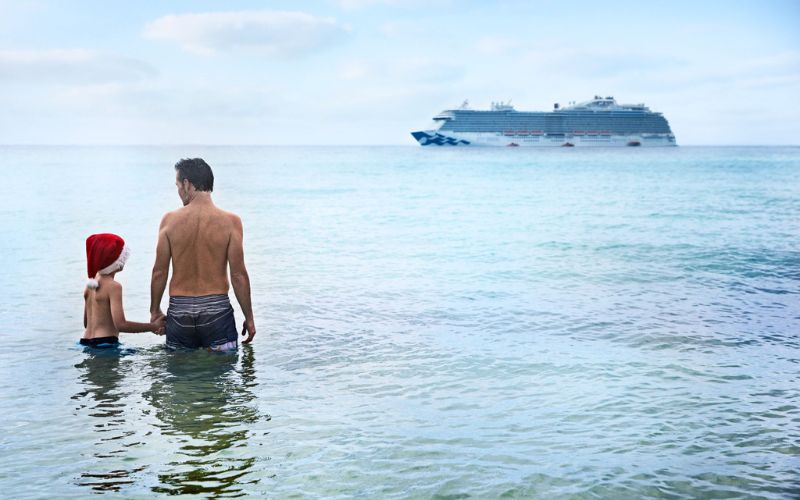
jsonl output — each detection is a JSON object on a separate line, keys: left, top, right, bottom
{"left": 162, "top": 201, "right": 239, "bottom": 297}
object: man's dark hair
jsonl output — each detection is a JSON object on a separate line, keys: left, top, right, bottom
{"left": 175, "top": 158, "right": 214, "bottom": 192}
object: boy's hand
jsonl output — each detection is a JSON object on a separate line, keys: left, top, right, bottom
{"left": 152, "top": 315, "right": 166, "bottom": 335}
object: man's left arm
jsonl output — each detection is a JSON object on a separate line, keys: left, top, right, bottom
{"left": 228, "top": 214, "right": 256, "bottom": 344}
{"left": 150, "top": 214, "right": 171, "bottom": 322}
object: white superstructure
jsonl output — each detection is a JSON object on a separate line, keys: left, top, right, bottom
{"left": 411, "top": 96, "right": 677, "bottom": 147}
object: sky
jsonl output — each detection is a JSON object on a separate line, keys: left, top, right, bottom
{"left": 0, "top": 0, "right": 798, "bottom": 145}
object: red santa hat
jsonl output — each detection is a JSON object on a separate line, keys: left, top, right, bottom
{"left": 85, "top": 233, "right": 130, "bottom": 289}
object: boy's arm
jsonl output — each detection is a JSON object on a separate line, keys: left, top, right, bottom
{"left": 227, "top": 214, "right": 256, "bottom": 344}
{"left": 110, "top": 282, "right": 160, "bottom": 333}
{"left": 150, "top": 214, "right": 171, "bottom": 322}
{"left": 83, "top": 289, "right": 88, "bottom": 328}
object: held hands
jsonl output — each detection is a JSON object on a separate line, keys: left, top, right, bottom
{"left": 241, "top": 319, "right": 256, "bottom": 344}
{"left": 151, "top": 311, "right": 166, "bottom": 335}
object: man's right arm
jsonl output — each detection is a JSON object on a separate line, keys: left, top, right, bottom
{"left": 228, "top": 214, "right": 256, "bottom": 344}
{"left": 150, "top": 214, "right": 171, "bottom": 321}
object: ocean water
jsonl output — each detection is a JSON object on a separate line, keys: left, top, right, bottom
{"left": 0, "top": 145, "right": 798, "bottom": 498}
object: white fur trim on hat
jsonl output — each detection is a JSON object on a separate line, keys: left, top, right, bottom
{"left": 87, "top": 278, "right": 99, "bottom": 289}
{"left": 98, "top": 244, "right": 130, "bottom": 275}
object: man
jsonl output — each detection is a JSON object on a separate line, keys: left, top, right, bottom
{"left": 150, "top": 158, "right": 256, "bottom": 350}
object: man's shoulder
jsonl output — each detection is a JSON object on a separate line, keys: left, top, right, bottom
{"left": 214, "top": 207, "right": 242, "bottom": 226}
{"left": 160, "top": 208, "right": 179, "bottom": 226}
{"left": 160, "top": 207, "right": 193, "bottom": 228}
{"left": 163, "top": 205, "right": 240, "bottom": 231}
{"left": 224, "top": 209, "right": 242, "bottom": 224}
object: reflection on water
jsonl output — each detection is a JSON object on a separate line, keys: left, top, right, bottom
{"left": 144, "top": 346, "right": 264, "bottom": 496}
{"left": 72, "top": 348, "right": 147, "bottom": 492}
{"left": 72, "top": 346, "right": 264, "bottom": 495}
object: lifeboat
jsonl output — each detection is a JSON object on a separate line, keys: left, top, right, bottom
{"left": 507, "top": 142, "right": 520, "bottom": 147}
{"left": 627, "top": 140, "right": 641, "bottom": 147}
{"left": 561, "top": 142, "right": 575, "bottom": 147}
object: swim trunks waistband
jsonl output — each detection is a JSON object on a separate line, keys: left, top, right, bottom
{"left": 168, "top": 294, "right": 231, "bottom": 316}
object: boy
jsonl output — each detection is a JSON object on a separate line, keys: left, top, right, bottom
{"left": 82, "top": 233, "right": 164, "bottom": 348}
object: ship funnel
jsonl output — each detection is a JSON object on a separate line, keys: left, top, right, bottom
{"left": 554, "top": 103, "right": 559, "bottom": 109}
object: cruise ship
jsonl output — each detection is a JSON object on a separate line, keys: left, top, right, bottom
{"left": 411, "top": 96, "right": 676, "bottom": 147}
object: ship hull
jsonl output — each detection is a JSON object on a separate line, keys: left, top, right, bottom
{"left": 411, "top": 130, "right": 676, "bottom": 147}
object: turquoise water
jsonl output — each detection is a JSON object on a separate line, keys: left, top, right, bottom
{"left": 0, "top": 146, "right": 798, "bottom": 498}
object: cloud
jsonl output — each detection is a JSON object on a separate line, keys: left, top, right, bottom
{"left": 485, "top": 40, "right": 800, "bottom": 96}
{"left": 592, "top": 50, "right": 800, "bottom": 94}
{"left": 143, "top": 10, "right": 351, "bottom": 56}
{"left": 330, "top": 57, "right": 465, "bottom": 125}
{"left": 0, "top": 49, "right": 156, "bottom": 84}
{"left": 339, "top": 61, "right": 370, "bottom": 80}
{"left": 338, "top": 0, "right": 385, "bottom": 8}
{"left": 338, "top": 57, "right": 464, "bottom": 83}
{"left": 521, "top": 47, "right": 685, "bottom": 79}
{"left": 476, "top": 36, "right": 522, "bottom": 56}
{"left": 337, "top": 0, "right": 404, "bottom": 9}
{"left": 54, "top": 82, "right": 279, "bottom": 119}
{"left": 379, "top": 20, "right": 420, "bottom": 38}
{"left": 337, "top": 0, "right": 446, "bottom": 10}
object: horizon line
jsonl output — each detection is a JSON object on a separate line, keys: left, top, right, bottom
{"left": 1, "top": 143, "right": 798, "bottom": 148}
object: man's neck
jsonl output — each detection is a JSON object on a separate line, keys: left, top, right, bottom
{"left": 186, "top": 191, "right": 213, "bottom": 206}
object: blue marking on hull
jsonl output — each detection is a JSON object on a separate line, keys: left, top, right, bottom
{"left": 411, "top": 131, "right": 470, "bottom": 146}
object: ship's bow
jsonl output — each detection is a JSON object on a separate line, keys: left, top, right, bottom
{"left": 411, "top": 130, "right": 470, "bottom": 146}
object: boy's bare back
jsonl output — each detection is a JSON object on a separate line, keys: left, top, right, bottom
{"left": 84, "top": 276, "right": 163, "bottom": 338}
{"left": 83, "top": 279, "right": 119, "bottom": 339}
{"left": 162, "top": 202, "right": 241, "bottom": 297}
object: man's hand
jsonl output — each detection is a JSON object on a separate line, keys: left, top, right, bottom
{"left": 151, "top": 315, "right": 166, "bottom": 335}
{"left": 241, "top": 319, "right": 256, "bottom": 344}
{"left": 151, "top": 309, "right": 166, "bottom": 335}
{"left": 151, "top": 309, "right": 165, "bottom": 323}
